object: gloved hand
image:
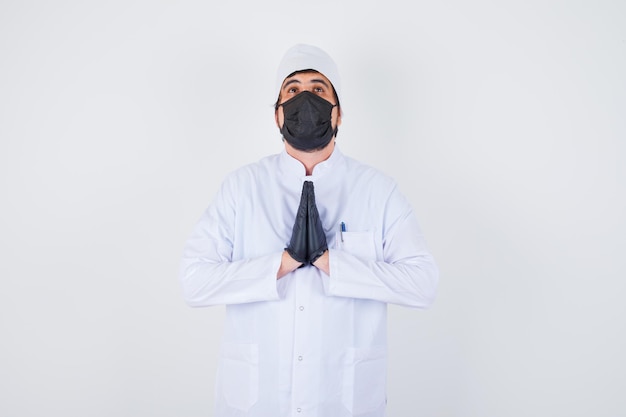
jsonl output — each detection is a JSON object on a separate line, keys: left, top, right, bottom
{"left": 285, "top": 181, "right": 311, "bottom": 264}
{"left": 306, "top": 181, "right": 328, "bottom": 264}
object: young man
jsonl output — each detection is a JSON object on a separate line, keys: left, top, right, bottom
{"left": 180, "top": 43, "right": 438, "bottom": 417}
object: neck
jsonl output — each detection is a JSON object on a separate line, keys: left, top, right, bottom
{"left": 285, "top": 141, "right": 335, "bottom": 175}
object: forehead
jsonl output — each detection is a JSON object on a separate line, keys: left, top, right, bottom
{"left": 280, "top": 71, "right": 332, "bottom": 90}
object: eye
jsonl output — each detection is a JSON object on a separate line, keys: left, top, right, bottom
{"left": 314, "top": 86, "right": 324, "bottom": 93}
{"left": 287, "top": 86, "right": 299, "bottom": 94}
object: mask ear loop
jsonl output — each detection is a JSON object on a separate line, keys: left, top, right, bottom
{"left": 331, "top": 103, "right": 339, "bottom": 138}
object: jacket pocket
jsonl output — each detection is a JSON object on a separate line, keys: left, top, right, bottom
{"left": 216, "top": 342, "right": 259, "bottom": 411}
{"left": 342, "top": 347, "right": 387, "bottom": 415}
{"left": 336, "top": 231, "right": 377, "bottom": 261}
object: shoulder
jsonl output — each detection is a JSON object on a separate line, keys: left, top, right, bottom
{"left": 341, "top": 153, "right": 398, "bottom": 190}
{"left": 222, "top": 153, "right": 281, "bottom": 185}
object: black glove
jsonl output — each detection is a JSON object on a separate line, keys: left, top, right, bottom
{"left": 285, "top": 181, "right": 311, "bottom": 264}
{"left": 306, "top": 181, "right": 328, "bottom": 264}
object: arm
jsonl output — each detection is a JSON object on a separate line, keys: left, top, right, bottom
{"left": 320, "top": 187, "right": 439, "bottom": 308}
{"left": 179, "top": 180, "right": 286, "bottom": 307}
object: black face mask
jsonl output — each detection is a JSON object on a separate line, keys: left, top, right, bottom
{"left": 279, "top": 91, "right": 338, "bottom": 151}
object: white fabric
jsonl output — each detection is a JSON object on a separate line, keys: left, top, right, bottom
{"left": 275, "top": 44, "right": 342, "bottom": 103}
{"left": 180, "top": 146, "right": 438, "bottom": 417}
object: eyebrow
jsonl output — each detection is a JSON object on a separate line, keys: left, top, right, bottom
{"left": 282, "top": 78, "right": 331, "bottom": 90}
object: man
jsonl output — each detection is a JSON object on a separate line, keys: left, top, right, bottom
{"left": 180, "top": 44, "right": 438, "bottom": 417}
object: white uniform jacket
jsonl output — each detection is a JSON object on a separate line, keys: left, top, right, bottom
{"left": 180, "top": 147, "right": 438, "bottom": 417}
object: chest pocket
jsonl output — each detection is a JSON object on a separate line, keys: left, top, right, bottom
{"left": 336, "top": 231, "right": 377, "bottom": 261}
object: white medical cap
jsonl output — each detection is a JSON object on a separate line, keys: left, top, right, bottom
{"left": 275, "top": 44, "right": 341, "bottom": 103}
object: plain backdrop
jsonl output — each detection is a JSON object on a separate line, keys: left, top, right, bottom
{"left": 1, "top": 1, "right": 624, "bottom": 416}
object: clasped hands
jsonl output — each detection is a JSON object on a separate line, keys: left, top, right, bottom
{"left": 281, "top": 181, "right": 328, "bottom": 275}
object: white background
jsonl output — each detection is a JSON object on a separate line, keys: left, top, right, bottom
{"left": 1, "top": 1, "right": 624, "bottom": 416}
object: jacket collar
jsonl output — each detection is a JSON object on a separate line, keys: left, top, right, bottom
{"left": 278, "top": 144, "right": 344, "bottom": 182}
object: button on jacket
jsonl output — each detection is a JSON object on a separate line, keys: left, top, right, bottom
{"left": 180, "top": 146, "right": 438, "bottom": 417}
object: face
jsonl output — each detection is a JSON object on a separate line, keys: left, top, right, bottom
{"left": 275, "top": 71, "right": 342, "bottom": 132}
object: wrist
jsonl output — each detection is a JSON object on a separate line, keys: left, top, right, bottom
{"left": 312, "top": 250, "right": 330, "bottom": 275}
{"left": 277, "top": 250, "right": 303, "bottom": 279}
